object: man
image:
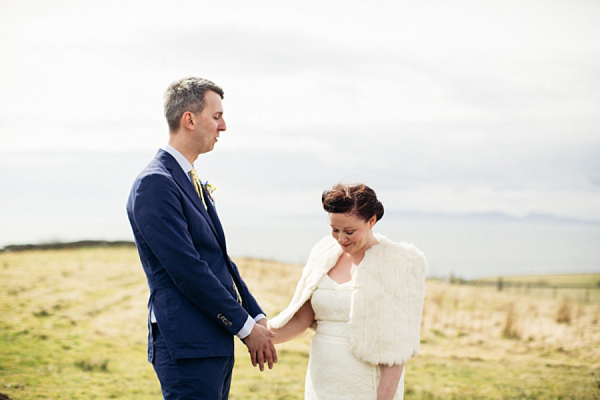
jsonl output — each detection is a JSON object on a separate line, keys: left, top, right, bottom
{"left": 126, "top": 77, "right": 276, "bottom": 399}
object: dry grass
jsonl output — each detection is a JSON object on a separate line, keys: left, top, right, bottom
{"left": 421, "top": 280, "right": 600, "bottom": 351}
{"left": 1, "top": 247, "right": 600, "bottom": 399}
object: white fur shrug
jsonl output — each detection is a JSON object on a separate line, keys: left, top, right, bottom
{"left": 270, "top": 234, "right": 427, "bottom": 366}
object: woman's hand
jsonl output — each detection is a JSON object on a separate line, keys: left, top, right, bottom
{"left": 266, "top": 321, "right": 277, "bottom": 341}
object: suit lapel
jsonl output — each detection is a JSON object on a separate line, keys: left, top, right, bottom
{"left": 156, "top": 150, "right": 224, "bottom": 248}
{"left": 203, "top": 191, "right": 227, "bottom": 249}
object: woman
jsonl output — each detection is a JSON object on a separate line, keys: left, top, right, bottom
{"left": 269, "top": 183, "right": 427, "bottom": 399}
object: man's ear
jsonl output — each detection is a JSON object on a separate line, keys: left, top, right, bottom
{"left": 181, "top": 111, "right": 195, "bottom": 131}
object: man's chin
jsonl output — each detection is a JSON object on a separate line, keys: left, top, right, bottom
{"left": 199, "top": 146, "right": 215, "bottom": 154}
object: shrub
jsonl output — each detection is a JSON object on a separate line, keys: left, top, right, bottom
{"left": 556, "top": 298, "right": 572, "bottom": 324}
{"left": 503, "top": 303, "right": 521, "bottom": 339}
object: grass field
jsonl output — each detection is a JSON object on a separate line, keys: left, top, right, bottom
{"left": 1, "top": 247, "right": 599, "bottom": 399}
{"left": 476, "top": 273, "right": 600, "bottom": 287}
{"left": 473, "top": 274, "right": 600, "bottom": 303}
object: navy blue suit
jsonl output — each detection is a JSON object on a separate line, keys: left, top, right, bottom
{"left": 127, "top": 149, "right": 264, "bottom": 398}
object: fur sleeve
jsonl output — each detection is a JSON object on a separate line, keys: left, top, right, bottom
{"left": 269, "top": 236, "right": 341, "bottom": 329}
{"left": 349, "top": 237, "right": 427, "bottom": 366}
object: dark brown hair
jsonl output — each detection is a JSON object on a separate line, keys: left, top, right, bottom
{"left": 321, "top": 183, "right": 384, "bottom": 222}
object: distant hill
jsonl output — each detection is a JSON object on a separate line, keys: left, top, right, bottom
{"left": 0, "top": 240, "right": 135, "bottom": 252}
{"left": 384, "top": 210, "right": 600, "bottom": 225}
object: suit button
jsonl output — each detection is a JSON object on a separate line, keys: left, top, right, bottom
{"left": 217, "top": 313, "right": 232, "bottom": 326}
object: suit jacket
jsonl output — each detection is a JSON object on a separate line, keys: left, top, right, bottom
{"left": 126, "top": 149, "right": 264, "bottom": 360}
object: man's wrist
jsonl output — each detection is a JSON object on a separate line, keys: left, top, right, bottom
{"left": 236, "top": 315, "right": 255, "bottom": 339}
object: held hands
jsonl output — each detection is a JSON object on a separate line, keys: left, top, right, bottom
{"left": 242, "top": 319, "right": 277, "bottom": 371}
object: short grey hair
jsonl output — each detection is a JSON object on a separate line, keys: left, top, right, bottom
{"left": 163, "top": 77, "right": 224, "bottom": 132}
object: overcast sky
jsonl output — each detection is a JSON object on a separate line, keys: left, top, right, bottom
{"left": 1, "top": 0, "right": 599, "bottom": 245}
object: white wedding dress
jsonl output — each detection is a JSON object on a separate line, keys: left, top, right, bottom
{"left": 305, "top": 274, "right": 404, "bottom": 399}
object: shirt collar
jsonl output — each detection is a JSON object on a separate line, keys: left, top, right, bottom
{"left": 163, "top": 145, "right": 194, "bottom": 179}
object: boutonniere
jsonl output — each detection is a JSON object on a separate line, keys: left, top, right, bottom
{"left": 202, "top": 181, "right": 216, "bottom": 203}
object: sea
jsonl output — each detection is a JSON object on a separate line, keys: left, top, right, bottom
{"left": 1, "top": 215, "right": 598, "bottom": 281}
{"left": 224, "top": 217, "right": 600, "bottom": 280}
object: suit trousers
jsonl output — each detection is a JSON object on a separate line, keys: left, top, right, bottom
{"left": 151, "top": 323, "right": 235, "bottom": 399}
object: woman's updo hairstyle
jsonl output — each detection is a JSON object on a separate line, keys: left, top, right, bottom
{"left": 321, "top": 183, "right": 384, "bottom": 222}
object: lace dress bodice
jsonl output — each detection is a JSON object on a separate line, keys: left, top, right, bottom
{"left": 311, "top": 274, "right": 355, "bottom": 336}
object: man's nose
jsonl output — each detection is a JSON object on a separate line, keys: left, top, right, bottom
{"left": 220, "top": 119, "right": 227, "bottom": 131}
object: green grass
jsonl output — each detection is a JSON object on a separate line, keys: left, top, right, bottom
{"left": 1, "top": 247, "right": 599, "bottom": 399}
{"left": 0, "top": 247, "right": 160, "bottom": 399}
{"left": 409, "top": 357, "right": 600, "bottom": 399}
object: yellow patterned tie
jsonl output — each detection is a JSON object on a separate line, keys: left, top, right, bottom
{"left": 189, "top": 168, "right": 242, "bottom": 305}
{"left": 189, "top": 168, "right": 207, "bottom": 210}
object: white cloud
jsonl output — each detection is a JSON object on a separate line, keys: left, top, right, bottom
{"left": 0, "top": 0, "right": 599, "bottom": 248}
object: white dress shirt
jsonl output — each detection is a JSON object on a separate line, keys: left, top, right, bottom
{"left": 149, "top": 145, "right": 263, "bottom": 339}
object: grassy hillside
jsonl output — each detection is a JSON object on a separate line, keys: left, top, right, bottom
{"left": 475, "top": 273, "right": 600, "bottom": 287}
{"left": 1, "top": 247, "right": 599, "bottom": 399}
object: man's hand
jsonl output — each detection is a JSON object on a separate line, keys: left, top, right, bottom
{"left": 242, "top": 322, "right": 277, "bottom": 371}
{"left": 256, "top": 318, "right": 268, "bottom": 328}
